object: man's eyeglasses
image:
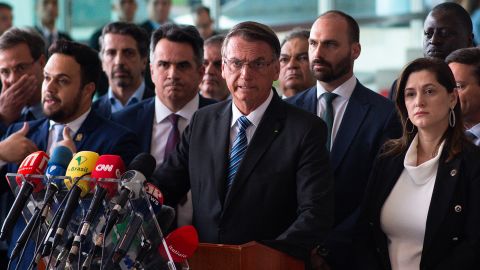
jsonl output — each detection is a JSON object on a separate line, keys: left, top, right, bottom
{"left": 0, "top": 60, "right": 36, "bottom": 78}
{"left": 223, "top": 58, "right": 275, "bottom": 73}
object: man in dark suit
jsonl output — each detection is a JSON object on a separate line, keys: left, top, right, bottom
{"left": 0, "top": 28, "right": 46, "bottom": 137}
{"left": 139, "top": 0, "right": 172, "bottom": 38}
{"left": 0, "top": 39, "right": 139, "bottom": 269}
{"left": 35, "top": 0, "right": 72, "bottom": 54}
{"left": 93, "top": 22, "right": 154, "bottom": 119}
{"left": 150, "top": 21, "right": 334, "bottom": 263}
{"left": 287, "top": 11, "right": 402, "bottom": 269}
{"left": 113, "top": 24, "right": 215, "bottom": 227}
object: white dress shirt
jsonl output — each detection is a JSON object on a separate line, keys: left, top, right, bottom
{"left": 380, "top": 135, "right": 445, "bottom": 270}
{"left": 229, "top": 90, "right": 273, "bottom": 147}
{"left": 151, "top": 95, "right": 199, "bottom": 167}
{"left": 466, "top": 123, "right": 480, "bottom": 146}
{"left": 316, "top": 76, "right": 356, "bottom": 149}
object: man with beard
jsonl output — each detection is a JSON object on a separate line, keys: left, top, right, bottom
{"left": 0, "top": 39, "right": 139, "bottom": 269}
{"left": 287, "top": 11, "right": 401, "bottom": 270}
{"left": 279, "top": 29, "right": 315, "bottom": 98}
{"left": 388, "top": 2, "right": 473, "bottom": 99}
{"left": 199, "top": 35, "right": 229, "bottom": 101}
{"left": 93, "top": 22, "right": 154, "bottom": 118}
{"left": 112, "top": 24, "right": 215, "bottom": 227}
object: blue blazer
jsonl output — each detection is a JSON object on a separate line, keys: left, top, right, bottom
{"left": 112, "top": 95, "right": 216, "bottom": 153}
{"left": 286, "top": 81, "right": 402, "bottom": 268}
{"left": 92, "top": 85, "right": 155, "bottom": 119}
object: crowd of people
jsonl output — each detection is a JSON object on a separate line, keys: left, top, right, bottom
{"left": 0, "top": 0, "right": 480, "bottom": 269}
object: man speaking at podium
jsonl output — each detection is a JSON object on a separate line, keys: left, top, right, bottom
{"left": 152, "top": 21, "right": 334, "bottom": 264}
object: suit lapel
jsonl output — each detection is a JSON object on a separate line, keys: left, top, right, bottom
{"left": 423, "top": 150, "right": 460, "bottom": 255}
{"left": 298, "top": 87, "right": 317, "bottom": 114}
{"left": 331, "top": 83, "right": 370, "bottom": 170}
{"left": 213, "top": 102, "right": 233, "bottom": 204}
{"left": 73, "top": 110, "right": 99, "bottom": 150}
{"left": 30, "top": 119, "right": 50, "bottom": 152}
{"left": 223, "top": 94, "right": 285, "bottom": 211}
{"left": 143, "top": 99, "right": 155, "bottom": 153}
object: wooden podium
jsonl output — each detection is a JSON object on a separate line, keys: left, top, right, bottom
{"left": 188, "top": 241, "right": 304, "bottom": 270}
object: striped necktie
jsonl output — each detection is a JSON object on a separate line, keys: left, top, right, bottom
{"left": 226, "top": 116, "right": 251, "bottom": 192}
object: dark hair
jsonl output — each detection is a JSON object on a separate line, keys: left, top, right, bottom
{"left": 204, "top": 34, "right": 224, "bottom": 47}
{"left": 222, "top": 21, "right": 280, "bottom": 59}
{"left": 446, "top": 47, "right": 480, "bottom": 85}
{"left": 281, "top": 28, "right": 310, "bottom": 47}
{"left": 193, "top": 4, "right": 210, "bottom": 17}
{"left": 0, "top": 2, "right": 12, "bottom": 10}
{"left": 319, "top": 10, "right": 359, "bottom": 43}
{"left": 0, "top": 27, "right": 45, "bottom": 60}
{"left": 431, "top": 2, "right": 473, "bottom": 34}
{"left": 384, "top": 57, "right": 465, "bottom": 160}
{"left": 100, "top": 22, "right": 149, "bottom": 58}
{"left": 150, "top": 23, "right": 204, "bottom": 66}
{"left": 49, "top": 40, "right": 101, "bottom": 88}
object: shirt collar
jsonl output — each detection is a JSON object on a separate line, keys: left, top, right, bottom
{"left": 231, "top": 89, "right": 273, "bottom": 128}
{"left": 467, "top": 123, "right": 480, "bottom": 137}
{"left": 21, "top": 103, "right": 44, "bottom": 120}
{"left": 48, "top": 108, "right": 91, "bottom": 135}
{"left": 316, "top": 75, "right": 357, "bottom": 100}
{"left": 108, "top": 81, "right": 146, "bottom": 107}
{"left": 154, "top": 94, "right": 200, "bottom": 124}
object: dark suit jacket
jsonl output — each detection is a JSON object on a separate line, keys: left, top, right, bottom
{"left": 92, "top": 85, "right": 155, "bottom": 119}
{"left": 356, "top": 141, "right": 480, "bottom": 270}
{"left": 286, "top": 81, "right": 402, "bottom": 266}
{"left": 34, "top": 26, "right": 73, "bottom": 54}
{"left": 151, "top": 93, "right": 334, "bottom": 259}
{"left": 111, "top": 95, "right": 216, "bottom": 153}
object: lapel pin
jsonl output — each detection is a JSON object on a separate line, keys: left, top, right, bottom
{"left": 75, "top": 133, "right": 83, "bottom": 142}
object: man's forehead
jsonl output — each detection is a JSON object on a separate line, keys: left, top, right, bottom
{"left": 45, "top": 54, "right": 79, "bottom": 75}
{"left": 425, "top": 11, "right": 463, "bottom": 28}
{"left": 104, "top": 33, "right": 138, "bottom": 48}
{"left": 224, "top": 37, "right": 274, "bottom": 58}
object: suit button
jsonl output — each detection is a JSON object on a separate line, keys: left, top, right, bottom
{"left": 450, "top": 169, "right": 457, "bottom": 176}
{"left": 454, "top": 205, "right": 462, "bottom": 212}
{"left": 452, "top": 237, "right": 459, "bottom": 241}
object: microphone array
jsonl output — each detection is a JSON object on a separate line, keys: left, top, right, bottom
{"left": 2, "top": 148, "right": 199, "bottom": 270}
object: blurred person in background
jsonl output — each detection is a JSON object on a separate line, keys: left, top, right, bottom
{"left": 199, "top": 34, "right": 229, "bottom": 101}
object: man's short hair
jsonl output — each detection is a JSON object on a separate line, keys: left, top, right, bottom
{"left": 49, "top": 40, "right": 101, "bottom": 88}
{"left": 222, "top": 21, "right": 280, "bottom": 59}
{"left": 0, "top": 2, "right": 12, "bottom": 10}
{"left": 0, "top": 27, "right": 45, "bottom": 60}
{"left": 100, "top": 22, "right": 149, "bottom": 58}
{"left": 193, "top": 4, "right": 210, "bottom": 17}
{"left": 431, "top": 2, "right": 472, "bottom": 33}
{"left": 150, "top": 23, "right": 204, "bottom": 65}
{"left": 204, "top": 34, "right": 224, "bottom": 48}
{"left": 319, "top": 10, "right": 359, "bottom": 43}
{"left": 446, "top": 47, "right": 480, "bottom": 84}
{"left": 281, "top": 28, "right": 310, "bottom": 47}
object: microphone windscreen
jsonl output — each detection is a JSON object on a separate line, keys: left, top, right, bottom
{"left": 46, "top": 146, "right": 73, "bottom": 184}
{"left": 65, "top": 151, "right": 99, "bottom": 197}
{"left": 16, "top": 151, "right": 50, "bottom": 192}
{"left": 158, "top": 225, "right": 199, "bottom": 263}
{"left": 91, "top": 155, "right": 125, "bottom": 198}
{"left": 127, "top": 153, "right": 156, "bottom": 178}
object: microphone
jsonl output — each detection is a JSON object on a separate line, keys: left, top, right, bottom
{"left": 10, "top": 147, "right": 72, "bottom": 259}
{"left": 0, "top": 151, "right": 49, "bottom": 240}
{"left": 67, "top": 155, "right": 125, "bottom": 263}
{"left": 158, "top": 225, "right": 199, "bottom": 263}
{"left": 103, "top": 153, "right": 156, "bottom": 237}
{"left": 51, "top": 151, "right": 99, "bottom": 249}
{"left": 109, "top": 212, "right": 144, "bottom": 268}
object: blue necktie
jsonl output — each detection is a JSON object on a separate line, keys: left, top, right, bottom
{"left": 321, "top": 92, "right": 338, "bottom": 150}
{"left": 226, "top": 116, "right": 251, "bottom": 192}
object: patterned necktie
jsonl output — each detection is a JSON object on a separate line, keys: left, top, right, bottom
{"left": 226, "top": 116, "right": 252, "bottom": 192}
{"left": 321, "top": 92, "right": 338, "bottom": 150}
{"left": 164, "top": 114, "right": 180, "bottom": 161}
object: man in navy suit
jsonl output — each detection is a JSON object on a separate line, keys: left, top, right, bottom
{"left": 151, "top": 21, "right": 334, "bottom": 264}
{"left": 113, "top": 24, "right": 215, "bottom": 227}
{"left": 93, "top": 22, "right": 155, "bottom": 119}
{"left": 287, "top": 11, "right": 402, "bottom": 269}
{"left": 0, "top": 39, "right": 139, "bottom": 269}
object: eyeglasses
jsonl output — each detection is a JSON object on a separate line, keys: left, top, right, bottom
{"left": 0, "top": 60, "right": 36, "bottom": 78}
{"left": 223, "top": 58, "right": 275, "bottom": 73}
